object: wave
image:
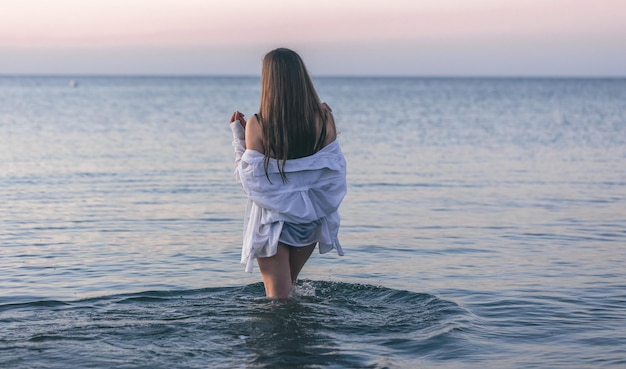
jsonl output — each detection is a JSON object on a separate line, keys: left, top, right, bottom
{"left": 0, "top": 281, "right": 471, "bottom": 368}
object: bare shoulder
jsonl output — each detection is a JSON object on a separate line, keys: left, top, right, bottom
{"left": 321, "top": 103, "right": 337, "bottom": 145}
{"left": 245, "top": 114, "right": 264, "bottom": 153}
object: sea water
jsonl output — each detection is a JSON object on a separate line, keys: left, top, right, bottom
{"left": 1, "top": 76, "right": 625, "bottom": 368}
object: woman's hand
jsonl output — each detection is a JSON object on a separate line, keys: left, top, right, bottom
{"left": 230, "top": 111, "right": 246, "bottom": 128}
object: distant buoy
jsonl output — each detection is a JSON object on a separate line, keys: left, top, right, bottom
{"left": 69, "top": 80, "right": 79, "bottom": 88}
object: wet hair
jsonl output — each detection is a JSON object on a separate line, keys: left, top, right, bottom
{"left": 257, "top": 48, "right": 328, "bottom": 182}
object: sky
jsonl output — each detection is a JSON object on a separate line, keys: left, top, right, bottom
{"left": 1, "top": 0, "right": 625, "bottom": 76}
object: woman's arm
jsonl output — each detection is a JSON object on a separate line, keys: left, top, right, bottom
{"left": 230, "top": 111, "right": 247, "bottom": 186}
{"left": 230, "top": 111, "right": 246, "bottom": 149}
{"left": 244, "top": 114, "right": 264, "bottom": 153}
{"left": 321, "top": 102, "right": 337, "bottom": 145}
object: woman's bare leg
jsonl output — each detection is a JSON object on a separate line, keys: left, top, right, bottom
{"left": 257, "top": 243, "right": 292, "bottom": 298}
{"left": 256, "top": 242, "right": 316, "bottom": 298}
{"left": 289, "top": 242, "right": 316, "bottom": 284}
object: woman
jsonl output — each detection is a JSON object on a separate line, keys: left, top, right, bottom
{"left": 229, "top": 48, "right": 347, "bottom": 298}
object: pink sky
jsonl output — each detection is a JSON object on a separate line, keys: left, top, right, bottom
{"left": 1, "top": 0, "right": 625, "bottom": 75}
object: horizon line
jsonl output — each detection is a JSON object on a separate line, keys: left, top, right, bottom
{"left": 1, "top": 73, "right": 625, "bottom": 79}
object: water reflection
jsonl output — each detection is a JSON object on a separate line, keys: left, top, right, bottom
{"left": 242, "top": 299, "right": 345, "bottom": 368}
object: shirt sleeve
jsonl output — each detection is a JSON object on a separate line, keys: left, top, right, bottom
{"left": 230, "top": 120, "right": 247, "bottom": 189}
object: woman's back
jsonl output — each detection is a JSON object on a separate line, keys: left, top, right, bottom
{"left": 245, "top": 103, "right": 336, "bottom": 158}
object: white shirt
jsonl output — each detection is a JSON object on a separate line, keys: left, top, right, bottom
{"left": 230, "top": 121, "right": 347, "bottom": 272}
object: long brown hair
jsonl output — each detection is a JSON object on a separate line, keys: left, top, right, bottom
{"left": 257, "top": 48, "right": 328, "bottom": 182}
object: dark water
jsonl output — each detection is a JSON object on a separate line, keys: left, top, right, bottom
{"left": 1, "top": 281, "right": 470, "bottom": 368}
{"left": 1, "top": 76, "right": 625, "bottom": 368}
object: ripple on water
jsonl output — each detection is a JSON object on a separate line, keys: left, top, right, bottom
{"left": 0, "top": 281, "right": 471, "bottom": 369}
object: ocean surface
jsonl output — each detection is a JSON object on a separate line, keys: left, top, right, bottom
{"left": 1, "top": 76, "right": 625, "bottom": 368}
